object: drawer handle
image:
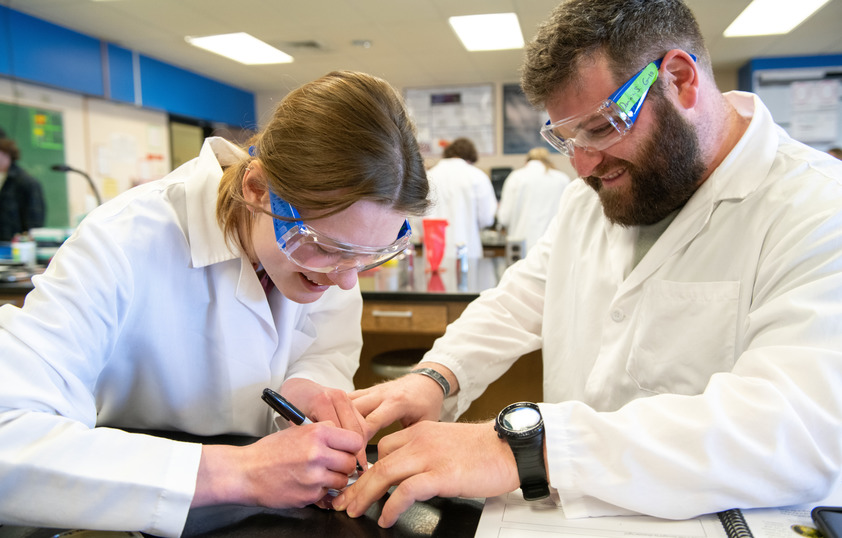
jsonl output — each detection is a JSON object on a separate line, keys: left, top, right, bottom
{"left": 371, "top": 310, "right": 413, "bottom": 318}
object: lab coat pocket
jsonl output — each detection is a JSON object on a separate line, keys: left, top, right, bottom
{"left": 627, "top": 279, "right": 740, "bottom": 395}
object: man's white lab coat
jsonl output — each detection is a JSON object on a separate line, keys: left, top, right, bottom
{"left": 428, "top": 93, "right": 842, "bottom": 518}
{"left": 0, "top": 138, "right": 363, "bottom": 536}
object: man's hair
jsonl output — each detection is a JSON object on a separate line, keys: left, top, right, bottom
{"left": 443, "top": 138, "right": 478, "bottom": 163}
{"left": 521, "top": 0, "right": 712, "bottom": 107}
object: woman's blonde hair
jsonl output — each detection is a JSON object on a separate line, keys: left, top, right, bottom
{"left": 526, "top": 147, "right": 556, "bottom": 171}
{"left": 216, "top": 70, "right": 431, "bottom": 261}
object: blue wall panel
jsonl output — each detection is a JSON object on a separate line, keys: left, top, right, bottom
{"left": 107, "top": 44, "right": 135, "bottom": 104}
{"left": 140, "top": 55, "right": 256, "bottom": 128}
{"left": 5, "top": 8, "right": 104, "bottom": 96}
{"left": 0, "top": 6, "right": 255, "bottom": 128}
{"left": 0, "top": 7, "right": 12, "bottom": 76}
{"left": 739, "top": 54, "right": 842, "bottom": 91}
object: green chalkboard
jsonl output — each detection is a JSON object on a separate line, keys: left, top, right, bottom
{"left": 0, "top": 101, "right": 69, "bottom": 227}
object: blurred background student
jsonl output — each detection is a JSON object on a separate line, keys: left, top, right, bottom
{"left": 496, "top": 147, "right": 571, "bottom": 253}
{"left": 0, "top": 137, "right": 46, "bottom": 241}
{"left": 423, "top": 137, "right": 497, "bottom": 259}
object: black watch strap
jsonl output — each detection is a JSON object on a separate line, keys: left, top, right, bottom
{"left": 508, "top": 433, "right": 550, "bottom": 500}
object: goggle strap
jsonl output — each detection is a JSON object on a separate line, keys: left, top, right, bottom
{"left": 269, "top": 192, "right": 303, "bottom": 250}
{"left": 397, "top": 220, "right": 411, "bottom": 241}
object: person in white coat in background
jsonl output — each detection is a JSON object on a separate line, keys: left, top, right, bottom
{"left": 0, "top": 70, "right": 430, "bottom": 536}
{"left": 335, "top": 0, "right": 842, "bottom": 528}
{"left": 423, "top": 137, "right": 497, "bottom": 259}
{"left": 496, "top": 147, "right": 571, "bottom": 252}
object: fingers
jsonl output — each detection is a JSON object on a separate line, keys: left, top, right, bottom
{"left": 319, "top": 421, "right": 366, "bottom": 457}
{"left": 360, "top": 403, "right": 400, "bottom": 438}
{"left": 351, "top": 378, "right": 441, "bottom": 434}
{"left": 348, "top": 389, "right": 380, "bottom": 416}
{"left": 332, "top": 428, "right": 422, "bottom": 518}
{"left": 332, "top": 459, "right": 396, "bottom": 518}
{"left": 378, "top": 474, "right": 440, "bottom": 527}
{"left": 321, "top": 390, "right": 371, "bottom": 466}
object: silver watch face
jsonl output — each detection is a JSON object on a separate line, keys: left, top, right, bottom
{"left": 501, "top": 406, "right": 541, "bottom": 432}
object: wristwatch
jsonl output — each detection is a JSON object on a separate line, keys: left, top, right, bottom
{"left": 494, "top": 401, "right": 550, "bottom": 501}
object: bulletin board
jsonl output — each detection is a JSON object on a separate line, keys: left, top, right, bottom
{"left": 502, "top": 83, "right": 550, "bottom": 154}
{"left": 85, "top": 98, "right": 170, "bottom": 198}
{"left": 756, "top": 77, "right": 841, "bottom": 149}
{"left": 0, "top": 101, "right": 69, "bottom": 227}
{"left": 745, "top": 59, "right": 842, "bottom": 151}
{"left": 404, "top": 84, "right": 495, "bottom": 156}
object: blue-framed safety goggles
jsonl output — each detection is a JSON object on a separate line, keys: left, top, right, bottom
{"left": 269, "top": 191, "right": 412, "bottom": 273}
{"left": 541, "top": 54, "right": 696, "bottom": 157}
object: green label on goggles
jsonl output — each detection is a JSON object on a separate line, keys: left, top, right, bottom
{"left": 615, "top": 62, "right": 659, "bottom": 116}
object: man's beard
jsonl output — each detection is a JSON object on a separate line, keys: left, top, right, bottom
{"left": 583, "top": 94, "right": 706, "bottom": 226}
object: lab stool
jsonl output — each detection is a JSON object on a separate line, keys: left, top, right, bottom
{"left": 370, "top": 348, "right": 427, "bottom": 380}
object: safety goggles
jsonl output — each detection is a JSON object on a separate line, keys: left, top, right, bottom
{"left": 269, "top": 191, "right": 412, "bottom": 273}
{"left": 540, "top": 54, "right": 695, "bottom": 157}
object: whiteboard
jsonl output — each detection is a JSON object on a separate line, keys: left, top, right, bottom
{"left": 404, "top": 84, "right": 495, "bottom": 156}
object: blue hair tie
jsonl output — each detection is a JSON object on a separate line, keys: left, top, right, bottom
{"left": 248, "top": 145, "right": 257, "bottom": 157}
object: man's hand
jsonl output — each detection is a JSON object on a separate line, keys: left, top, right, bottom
{"left": 349, "top": 363, "right": 456, "bottom": 439}
{"left": 332, "top": 420, "right": 520, "bottom": 527}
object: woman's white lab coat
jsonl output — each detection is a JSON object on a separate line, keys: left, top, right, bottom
{"left": 496, "top": 160, "right": 571, "bottom": 252}
{"left": 0, "top": 138, "right": 363, "bottom": 536}
{"left": 429, "top": 93, "right": 842, "bottom": 518}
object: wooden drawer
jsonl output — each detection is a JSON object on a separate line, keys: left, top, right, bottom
{"left": 362, "top": 302, "right": 449, "bottom": 334}
{"left": 0, "top": 294, "right": 25, "bottom": 308}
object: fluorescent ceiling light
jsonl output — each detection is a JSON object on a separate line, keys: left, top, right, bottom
{"left": 185, "top": 32, "right": 293, "bottom": 64}
{"left": 449, "top": 13, "right": 524, "bottom": 51}
{"left": 724, "top": 0, "right": 832, "bottom": 37}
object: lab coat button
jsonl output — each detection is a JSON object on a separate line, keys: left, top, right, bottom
{"left": 611, "top": 309, "right": 625, "bottom": 322}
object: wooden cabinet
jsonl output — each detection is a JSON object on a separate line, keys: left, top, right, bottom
{"left": 0, "top": 290, "right": 27, "bottom": 307}
{"left": 361, "top": 302, "right": 450, "bottom": 334}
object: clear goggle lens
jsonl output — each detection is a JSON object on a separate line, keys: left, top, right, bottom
{"left": 278, "top": 223, "right": 410, "bottom": 273}
{"left": 270, "top": 191, "right": 411, "bottom": 274}
{"left": 541, "top": 100, "right": 633, "bottom": 157}
{"left": 540, "top": 58, "right": 670, "bottom": 157}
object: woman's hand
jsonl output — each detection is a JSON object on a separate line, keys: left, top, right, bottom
{"left": 349, "top": 363, "right": 455, "bottom": 440}
{"left": 193, "top": 421, "right": 364, "bottom": 509}
{"left": 280, "top": 378, "right": 368, "bottom": 470}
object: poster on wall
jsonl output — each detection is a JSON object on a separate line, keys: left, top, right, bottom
{"left": 404, "top": 84, "right": 494, "bottom": 156}
{"left": 503, "top": 83, "right": 550, "bottom": 154}
{"left": 790, "top": 79, "right": 839, "bottom": 143}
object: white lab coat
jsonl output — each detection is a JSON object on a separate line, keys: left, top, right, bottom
{"left": 496, "top": 160, "right": 571, "bottom": 252}
{"left": 428, "top": 93, "right": 842, "bottom": 518}
{"left": 0, "top": 138, "right": 363, "bottom": 536}
{"left": 424, "top": 158, "right": 497, "bottom": 258}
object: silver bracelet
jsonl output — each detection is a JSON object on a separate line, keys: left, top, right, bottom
{"left": 410, "top": 367, "right": 451, "bottom": 398}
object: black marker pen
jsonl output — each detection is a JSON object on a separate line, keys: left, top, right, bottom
{"left": 262, "top": 387, "right": 365, "bottom": 474}
{"left": 262, "top": 388, "right": 313, "bottom": 425}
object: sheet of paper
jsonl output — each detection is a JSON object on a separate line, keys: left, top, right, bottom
{"left": 475, "top": 490, "right": 727, "bottom": 538}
